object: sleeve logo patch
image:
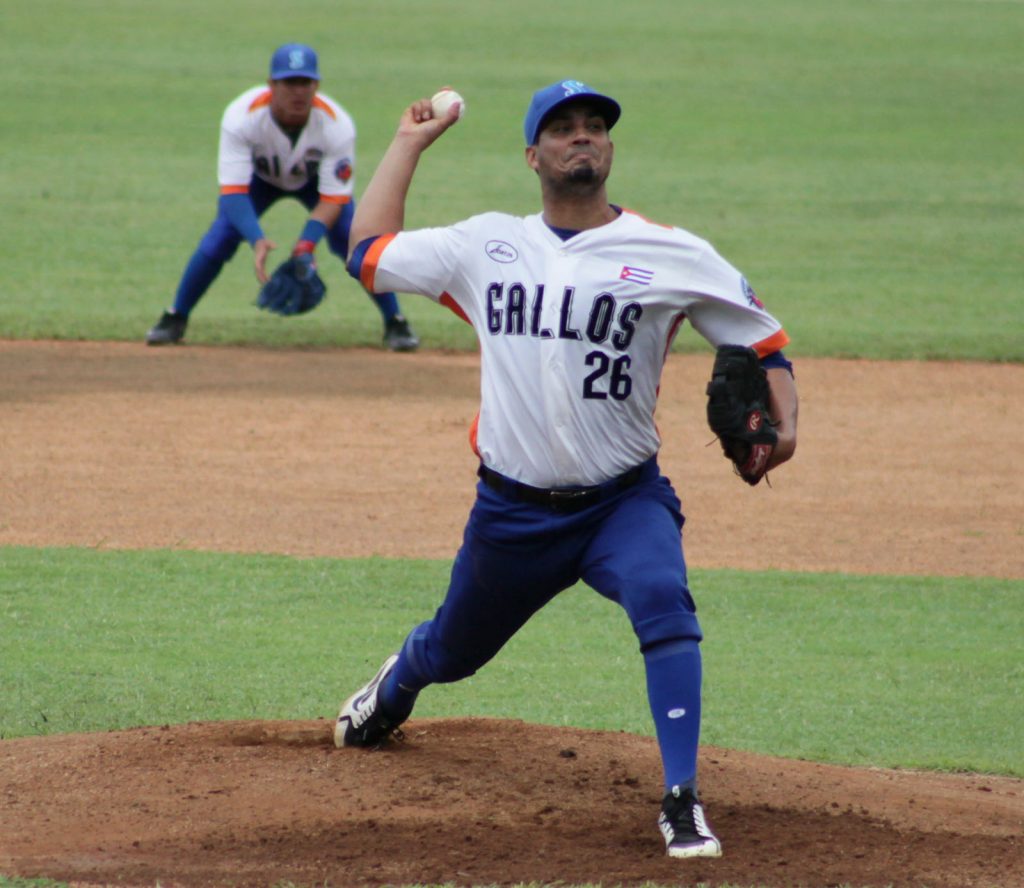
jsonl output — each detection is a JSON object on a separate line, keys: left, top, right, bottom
{"left": 742, "top": 277, "right": 765, "bottom": 309}
{"left": 486, "top": 240, "right": 518, "bottom": 263}
{"left": 620, "top": 265, "right": 654, "bottom": 285}
{"left": 334, "top": 159, "right": 353, "bottom": 182}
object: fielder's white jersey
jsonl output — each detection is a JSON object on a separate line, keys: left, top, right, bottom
{"left": 217, "top": 86, "right": 356, "bottom": 199}
{"left": 361, "top": 208, "right": 789, "bottom": 488}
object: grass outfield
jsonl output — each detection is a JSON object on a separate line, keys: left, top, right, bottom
{"left": 4, "top": 0, "right": 1022, "bottom": 358}
{"left": 2, "top": 2, "right": 1021, "bottom": 886}
{"left": 3, "top": 547, "right": 1021, "bottom": 777}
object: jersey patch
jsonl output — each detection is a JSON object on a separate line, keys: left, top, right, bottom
{"left": 620, "top": 265, "right": 654, "bottom": 285}
{"left": 742, "top": 277, "right": 765, "bottom": 309}
{"left": 485, "top": 240, "right": 518, "bottom": 263}
{"left": 334, "top": 159, "right": 353, "bottom": 182}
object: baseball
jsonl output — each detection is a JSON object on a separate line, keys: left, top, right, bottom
{"left": 431, "top": 88, "right": 465, "bottom": 121}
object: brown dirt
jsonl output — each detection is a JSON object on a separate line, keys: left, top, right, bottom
{"left": 1, "top": 340, "right": 1022, "bottom": 888}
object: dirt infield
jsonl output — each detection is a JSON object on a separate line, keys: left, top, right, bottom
{"left": 1, "top": 340, "right": 1022, "bottom": 887}
{"left": 2, "top": 720, "right": 1021, "bottom": 888}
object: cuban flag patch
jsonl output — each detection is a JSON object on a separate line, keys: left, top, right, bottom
{"left": 620, "top": 265, "right": 654, "bottom": 285}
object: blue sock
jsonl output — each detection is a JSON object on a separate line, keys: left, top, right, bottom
{"left": 370, "top": 291, "right": 400, "bottom": 322}
{"left": 172, "top": 250, "right": 224, "bottom": 316}
{"left": 380, "top": 656, "right": 422, "bottom": 721}
{"left": 643, "top": 638, "right": 703, "bottom": 794}
{"left": 378, "top": 624, "right": 431, "bottom": 721}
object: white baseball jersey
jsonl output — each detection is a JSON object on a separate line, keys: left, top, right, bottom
{"left": 217, "top": 85, "right": 356, "bottom": 200}
{"left": 359, "top": 208, "right": 789, "bottom": 488}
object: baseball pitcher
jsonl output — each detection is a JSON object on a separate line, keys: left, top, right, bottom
{"left": 336, "top": 79, "right": 799, "bottom": 860}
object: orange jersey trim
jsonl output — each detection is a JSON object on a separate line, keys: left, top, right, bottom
{"left": 220, "top": 185, "right": 249, "bottom": 195}
{"left": 662, "top": 311, "right": 687, "bottom": 363}
{"left": 312, "top": 95, "right": 336, "bottom": 119}
{"left": 248, "top": 90, "right": 272, "bottom": 112}
{"left": 440, "top": 292, "right": 472, "bottom": 326}
{"left": 246, "top": 91, "right": 333, "bottom": 119}
{"left": 359, "top": 234, "right": 396, "bottom": 292}
{"left": 621, "top": 206, "right": 672, "bottom": 230}
{"left": 318, "top": 194, "right": 352, "bottom": 205}
{"left": 752, "top": 328, "right": 790, "bottom": 357}
{"left": 468, "top": 411, "right": 481, "bottom": 458}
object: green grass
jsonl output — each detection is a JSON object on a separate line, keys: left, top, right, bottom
{"left": 3, "top": 547, "right": 1021, "bottom": 777}
{"left": 3, "top": 0, "right": 1022, "bottom": 359}
{"left": 2, "top": 2, "right": 1022, "bottom": 886}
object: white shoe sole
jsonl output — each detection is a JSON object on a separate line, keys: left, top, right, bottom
{"left": 667, "top": 838, "right": 722, "bottom": 859}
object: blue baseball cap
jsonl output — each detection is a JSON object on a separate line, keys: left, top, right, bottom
{"left": 524, "top": 79, "right": 621, "bottom": 145}
{"left": 269, "top": 43, "right": 320, "bottom": 81}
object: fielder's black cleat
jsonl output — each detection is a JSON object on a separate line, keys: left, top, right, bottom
{"left": 383, "top": 315, "right": 420, "bottom": 352}
{"left": 658, "top": 785, "right": 723, "bottom": 859}
{"left": 334, "top": 654, "right": 405, "bottom": 747}
{"left": 146, "top": 310, "right": 188, "bottom": 346}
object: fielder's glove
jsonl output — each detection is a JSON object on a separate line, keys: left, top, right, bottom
{"left": 257, "top": 253, "right": 326, "bottom": 316}
{"left": 706, "top": 344, "right": 778, "bottom": 486}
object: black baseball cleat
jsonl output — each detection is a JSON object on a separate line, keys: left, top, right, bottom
{"left": 334, "top": 654, "right": 405, "bottom": 747}
{"left": 658, "top": 786, "right": 723, "bottom": 859}
{"left": 383, "top": 315, "right": 420, "bottom": 352}
{"left": 146, "top": 310, "right": 188, "bottom": 346}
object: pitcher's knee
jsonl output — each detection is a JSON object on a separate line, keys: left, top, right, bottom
{"left": 634, "top": 610, "right": 703, "bottom": 649}
{"left": 621, "top": 574, "right": 700, "bottom": 642}
{"left": 626, "top": 577, "right": 703, "bottom": 648}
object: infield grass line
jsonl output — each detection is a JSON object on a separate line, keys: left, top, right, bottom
{"left": 2, "top": 546, "right": 1020, "bottom": 777}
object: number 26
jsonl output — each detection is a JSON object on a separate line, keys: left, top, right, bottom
{"left": 583, "top": 351, "right": 632, "bottom": 401}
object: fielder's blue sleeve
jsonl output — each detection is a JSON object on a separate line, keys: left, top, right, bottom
{"left": 218, "top": 193, "right": 264, "bottom": 245}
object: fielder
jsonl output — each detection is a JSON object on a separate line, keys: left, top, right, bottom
{"left": 336, "top": 79, "right": 798, "bottom": 859}
{"left": 146, "top": 43, "right": 419, "bottom": 351}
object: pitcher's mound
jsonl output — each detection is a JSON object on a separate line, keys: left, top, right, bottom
{"left": 2, "top": 718, "right": 1020, "bottom": 887}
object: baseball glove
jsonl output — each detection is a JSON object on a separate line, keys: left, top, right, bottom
{"left": 257, "top": 254, "right": 326, "bottom": 316}
{"left": 706, "top": 344, "right": 778, "bottom": 486}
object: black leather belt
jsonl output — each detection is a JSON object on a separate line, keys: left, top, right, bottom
{"left": 477, "top": 462, "right": 645, "bottom": 513}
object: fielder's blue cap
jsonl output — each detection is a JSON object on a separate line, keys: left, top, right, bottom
{"left": 524, "top": 79, "right": 621, "bottom": 145}
{"left": 269, "top": 43, "right": 320, "bottom": 80}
